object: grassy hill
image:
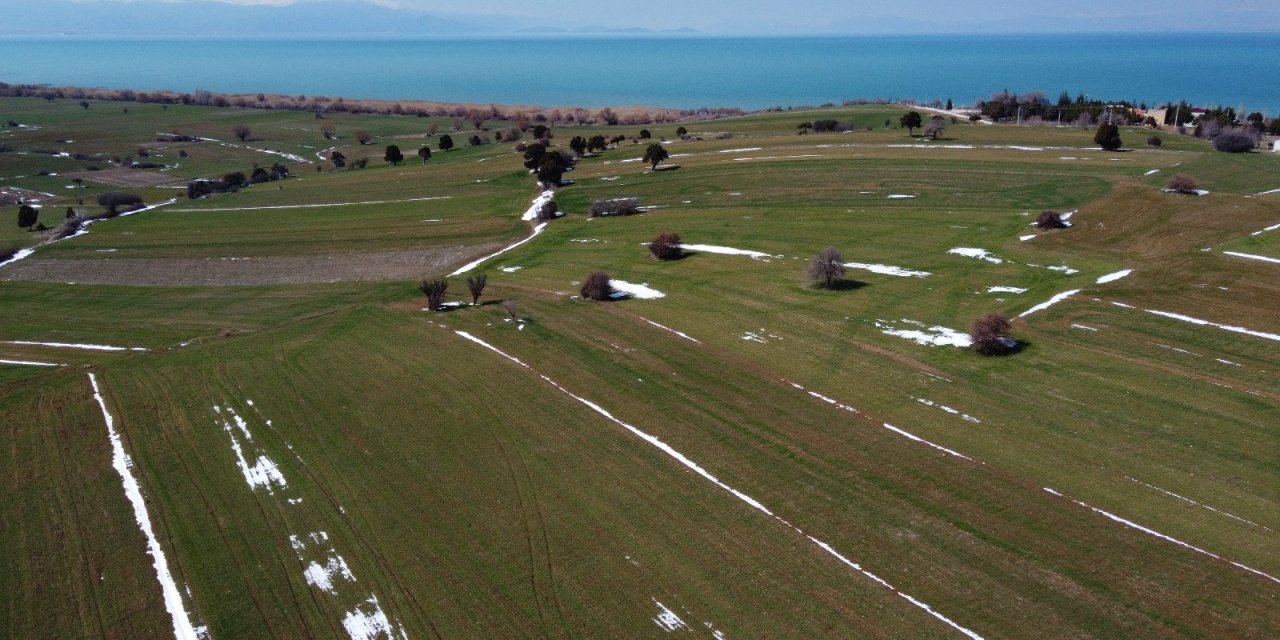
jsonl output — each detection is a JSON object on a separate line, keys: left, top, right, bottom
{"left": 2, "top": 97, "right": 1277, "bottom": 639}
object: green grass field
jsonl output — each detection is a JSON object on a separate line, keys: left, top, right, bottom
{"left": 2, "top": 97, "right": 1278, "bottom": 639}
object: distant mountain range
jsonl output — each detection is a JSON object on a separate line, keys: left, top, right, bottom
{"left": 3, "top": 0, "right": 1278, "bottom": 36}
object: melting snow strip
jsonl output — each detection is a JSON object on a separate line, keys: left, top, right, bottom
{"left": 1221, "top": 251, "right": 1280, "bottom": 265}
{"left": 947, "top": 247, "right": 1002, "bottom": 264}
{"left": 653, "top": 600, "right": 689, "bottom": 632}
{"left": 520, "top": 190, "right": 557, "bottom": 221}
{"left": 168, "top": 195, "right": 450, "bottom": 213}
{"left": 6, "top": 340, "right": 146, "bottom": 352}
{"left": 1, "top": 358, "right": 63, "bottom": 367}
{"left": 844, "top": 262, "right": 930, "bottom": 278}
{"left": 609, "top": 280, "right": 665, "bottom": 299}
{"left": 1144, "top": 309, "right": 1280, "bottom": 343}
{"left": 637, "top": 316, "right": 701, "bottom": 343}
{"left": 875, "top": 320, "right": 972, "bottom": 348}
{"left": 450, "top": 222, "right": 548, "bottom": 276}
{"left": 1043, "top": 487, "right": 1279, "bottom": 585}
{"left": 791, "top": 382, "right": 974, "bottom": 460}
{"left": 0, "top": 247, "right": 35, "bottom": 268}
{"left": 1144, "top": 169, "right": 1160, "bottom": 176}
{"left": 342, "top": 595, "right": 408, "bottom": 640}
{"left": 457, "top": 331, "right": 985, "bottom": 639}
{"left": 1249, "top": 221, "right": 1280, "bottom": 235}
{"left": 913, "top": 398, "right": 980, "bottom": 424}
{"left": 1019, "top": 234, "right": 1036, "bottom": 242}
{"left": 214, "top": 405, "right": 287, "bottom": 493}
{"left": 986, "top": 286, "right": 1026, "bottom": 294}
{"left": 89, "top": 373, "right": 203, "bottom": 640}
{"left": 1126, "top": 477, "right": 1268, "bottom": 530}
{"left": 1095, "top": 269, "right": 1133, "bottom": 284}
{"left": 1018, "top": 289, "right": 1081, "bottom": 318}
{"left": 679, "top": 243, "right": 777, "bottom": 259}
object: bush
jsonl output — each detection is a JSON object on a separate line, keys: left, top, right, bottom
{"left": 1212, "top": 128, "right": 1257, "bottom": 153}
{"left": 589, "top": 197, "right": 641, "bottom": 217}
{"left": 419, "top": 277, "right": 448, "bottom": 310}
{"left": 466, "top": 272, "right": 487, "bottom": 305}
{"left": 1165, "top": 173, "right": 1200, "bottom": 194}
{"left": 97, "top": 191, "right": 143, "bottom": 215}
{"left": 1035, "top": 210, "right": 1067, "bottom": 229}
{"left": 580, "top": 271, "right": 612, "bottom": 301}
{"left": 1146, "top": 135, "right": 1162, "bottom": 147}
{"left": 807, "top": 247, "right": 846, "bottom": 288}
{"left": 1093, "top": 123, "right": 1122, "bottom": 151}
{"left": 535, "top": 198, "right": 559, "bottom": 221}
{"left": 648, "top": 232, "right": 682, "bottom": 260}
{"left": 971, "top": 313, "right": 1016, "bottom": 355}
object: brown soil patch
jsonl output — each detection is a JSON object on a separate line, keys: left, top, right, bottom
{"left": 63, "top": 167, "right": 185, "bottom": 188}
{"left": 0, "top": 243, "right": 504, "bottom": 286}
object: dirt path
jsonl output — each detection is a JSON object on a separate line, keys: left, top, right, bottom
{"left": 0, "top": 243, "right": 504, "bottom": 286}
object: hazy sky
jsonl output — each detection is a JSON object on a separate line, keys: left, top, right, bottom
{"left": 37, "top": 0, "right": 1280, "bottom": 33}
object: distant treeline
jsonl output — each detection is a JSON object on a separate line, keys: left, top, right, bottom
{"left": 0, "top": 82, "right": 744, "bottom": 126}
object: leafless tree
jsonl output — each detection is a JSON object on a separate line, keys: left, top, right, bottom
{"left": 232, "top": 124, "right": 251, "bottom": 141}
{"left": 648, "top": 232, "right": 682, "bottom": 260}
{"left": 971, "top": 313, "right": 1016, "bottom": 355}
{"left": 807, "top": 247, "right": 846, "bottom": 288}
{"left": 1035, "top": 210, "right": 1067, "bottom": 229}
{"left": 354, "top": 129, "right": 372, "bottom": 145}
{"left": 1165, "top": 174, "right": 1201, "bottom": 194}
{"left": 419, "top": 277, "right": 448, "bottom": 310}
{"left": 466, "top": 272, "right": 487, "bottom": 305}
{"left": 502, "top": 299, "right": 518, "bottom": 321}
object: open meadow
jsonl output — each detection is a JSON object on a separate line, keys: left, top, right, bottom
{"left": 2, "top": 96, "right": 1278, "bottom": 639}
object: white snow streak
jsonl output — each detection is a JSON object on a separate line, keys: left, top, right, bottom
{"left": 609, "top": 280, "right": 666, "bottom": 299}
{"left": 637, "top": 316, "right": 701, "bottom": 343}
{"left": 6, "top": 340, "right": 146, "bottom": 352}
{"left": 986, "top": 286, "right": 1027, "bottom": 294}
{"left": 0, "top": 247, "right": 35, "bottom": 268}
{"left": 875, "top": 320, "right": 973, "bottom": 348}
{"left": 1126, "top": 477, "right": 1267, "bottom": 530}
{"left": 653, "top": 600, "right": 689, "bottom": 632}
{"left": 1144, "top": 169, "right": 1160, "bottom": 176}
{"left": 680, "top": 243, "right": 777, "bottom": 259}
{"left": 1095, "top": 269, "right": 1133, "bottom": 284}
{"left": 844, "top": 262, "right": 931, "bottom": 278}
{"left": 170, "top": 195, "right": 449, "bottom": 213}
{"left": 520, "top": 190, "right": 556, "bottom": 221}
{"left": 1019, "top": 234, "right": 1036, "bottom": 242}
{"left": 1144, "top": 310, "right": 1280, "bottom": 343}
{"left": 1249, "top": 221, "right": 1280, "bottom": 235}
{"left": 214, "top": 405, "right": 287, "bottom": 493}
{"left": 342, "top": 595, "right": 407, "bottom": 640}
{"left": 1, "top": 358, "right": 63, "bottom": 367}
{"left": 1043, "top": 487, "right": 1280, "bottom": 585}
{"left": 1018, "top": 289, "right": 1081, "bottom": 318}
{"left": 456, "top": 331, "right": 985, "bottom": 639}
{"left": 89, "top": 373, "right": 202, "bottom": 640}
{"left": 948, "top": 247, "right": 1002, "bottom": 264}
{"left": 450, "top": 222, "right": 548, "bottom": 276}
{"left": 1222, "top": 251, "right": 1280, "bottom": 265}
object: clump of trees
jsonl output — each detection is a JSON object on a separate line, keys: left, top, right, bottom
{"left": 466, "top": 272, "right": 487, "bottom": 305}
{"left": 589, "top": 197, "right": 642, "bottom": 217}
{"left": 188, "top": 164, "right": 288, "bottom": 198}
{"left": 1212, "top": 128, "right": 1258, "bottom": 153}
{"left": 97, "top": 191, "right": 143, "bottom": 216}
{"left": 1094, "top": 123, "right": 1122, "bottom": 151}
{"left": 580, "top": 271, "right": 613, "bottom": 301}
{"left": 419, "top": 277, "right": 448, "bottom": 310}
{"left": 385, "top": 144, "right": 404, "bottom": 165}
{"left": 807, "top": 247, "right": 846, "bottom": 289}
{"left": 642, "top": 143, "right": 669, "bottom": 170}
{"left": 1035, "top": 210, "right": 1068, "bottom": 229}
{"left": 1165, "top": 174, "right": 1201, "bottom": 194}
{"left": 17, "top": 204, "right": 38, "bottom": 231}
{"left": 971, "top": 313, "right": 1016, "bottom": 355}
{"left": 648, "top": 232, "right": 682, "bottom": 260}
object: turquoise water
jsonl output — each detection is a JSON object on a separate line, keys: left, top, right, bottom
{"left": 2, "top": 34, "right": 1277, "bottom": 112}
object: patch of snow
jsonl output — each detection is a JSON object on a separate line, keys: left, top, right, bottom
{"left": 913, "top": 397, "right": 980, "bottom": 423}
{"left": 7, "top": 340, "right": 145, "bottom": 352}
{"left": 843, "top": 262, "right": 930, "bottom": 278}
{"left": 653, "top": 600, "right": 689, "bottom": 632}
{"left": 342, "top": 595, "right": 407, "bottom": 640}
{"left": 499, "top": 266, "right": 523, "bottom": 273}
{"left": 1144, "top": 169, "right": 1160, "bottom": 176}
{"left": 1044, "top": 265, "right": 1080, "bottom": 275}
{"left": 1111, "top": 301, "right": 1135, "bottom": 308}
{"left": 886, "top": 194, "right": 916, "bottom": 199}
{"left": 741, "top": 332, "right": 768, "bottom": 344}
{"left": 215, "top": 405, "right": 287, "bottom": 493}
{"left": 1006, "top": 145, "right": 1044, "bottom": 151}
{"left": 948, "top": 247, "right": 1002, "bottom": 264}
{"left": 450, "top": 222, "right": 548, "bottom": 276}
{"left": 1019, "top": 234, "right": 1036, "bottom": 242}
{"left": 875, "top": 319, "right": 972, "bottom": 348}
{"left": 680, "top": 243, "right": 777, "bottom": 259}
{"left": 718, "top": 147, "right": 763, "bottom": 153}
{"left": 1144, "top": 309, "right": 1280, "bottom": 342}
{"left": 90, "top": 373, "right": 202, "bottom": 640}
{"left": 0, "top": 358, "right": 63, "bottom": 367}
{"left": 1126, "top": 477, "right": 1267, "bottom": 530}
{"left": 1096, "top": 269, "right": 1133, "bottom": 284}
{"left": 986, "top": 286, "right": 1027, "bottom": 294}
{"left": 521, "top": 190, "right": 557, "bottom": 221}
{"left": 1043, "top": 487, "right": 1280, "bottom": 585}
{"left": 610, "top": 280, "right": 665, "bottom": 299}
{"left": 638, "top": 317, "right": 700, "bottom": 343}
{"left": 169, "top": 195, "right": 450, "bottom": 213}
{"left": 1019, "top": 289, "right": 1081, "bottom": 318}
{"left": 1071, "top": 324, "right": 1098, "bottom": 332}
{"left": 303, "top": 555, "right": 355, "bottom": 594}
{"left": 1250, "top": 221, "right": 1280, "bottom": 236}
{"left": 1163, "top": 188, "right": 1210, "bottom": 196}
{"left": 3, "top": 248, "right": 39, "bottom": 268}
{"left": 882, "top": 423, "right": 975, "bottom": 460}
{"left": 1222, "top": 251, "right": 1280, "bottom": 265}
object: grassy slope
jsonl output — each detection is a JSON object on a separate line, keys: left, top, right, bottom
{"left": 2, "top": 97, "right": 1278, "bottom": 638}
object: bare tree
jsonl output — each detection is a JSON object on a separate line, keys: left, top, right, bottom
{"left": 466, "top": 272, "right": 487, "bottom": 305}
{"left": 648, "top": 232, "right": 682, "bottom": 260}
{"left": 321, "top": 123, "right": 336, "bottom": 139}
{"left": 1035, "top": 210, "right": 1067, "bottom": 229}
{"left": 1165, "top": 174, "right": 1201, "bottom": 194}
{"left": 232, "top": 124, "right": 251, "bottom": 142}
{"left": 970, "top": 313, "right": 1016, "bottom": 355}
{"left": 419, "top": 277, "right": 448, "bottom": 310}
{"left": 807, "top": 247, "right": 846, "bottom": 288}
{"left": 502, "top": 299, "right": 518, "bottom": 321}
{"left": 354, "top": 130, "right": 372, "bottom": 145}
{"left": 580, "top": 271, "right": 612, "bottom": 301}
{"left": 923, "top": 115, "right": 946, "bottom": 140}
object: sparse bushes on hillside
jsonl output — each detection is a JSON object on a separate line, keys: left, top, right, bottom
{"left": 1165, "top": 173, "right": 1201, "bottom": 194}
{"left": 97, "top": 191, "right": 143, "bottom": 216}
{"left": 1035, "top": 210, "right": 1068, "bottom": 229}
{"left": 971, "top": 313, "right": 1016, "bottom": 355}
{"left": 1212, "top": 128, "right": 1258, "bottom": 153}
{"left": 419, "top": 277, "right": 448, "bottom": 310}
{"left": 807, "top": 247, "right": 846, "bottom": 289}
{"left": 589, "top": 197, "right": 642, "bottom": 217}
{"left": 648, "top": 232, "right": 682, "bottom": 260}
{"left": 580, "top": 271, "right": 613, "bottom": 301}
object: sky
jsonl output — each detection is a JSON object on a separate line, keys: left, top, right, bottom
{"left": 13, "top": 0, "right": 1280, "bottom": 35}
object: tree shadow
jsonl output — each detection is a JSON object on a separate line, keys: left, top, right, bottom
{"left": 651, "top": 164, "right": 681, "bottom": 172}
{"left": 821, "top": 279, "right": 869, "bottom": 291}
{"left": 978, "top": 338, "right": 1030, "bottom": 356}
